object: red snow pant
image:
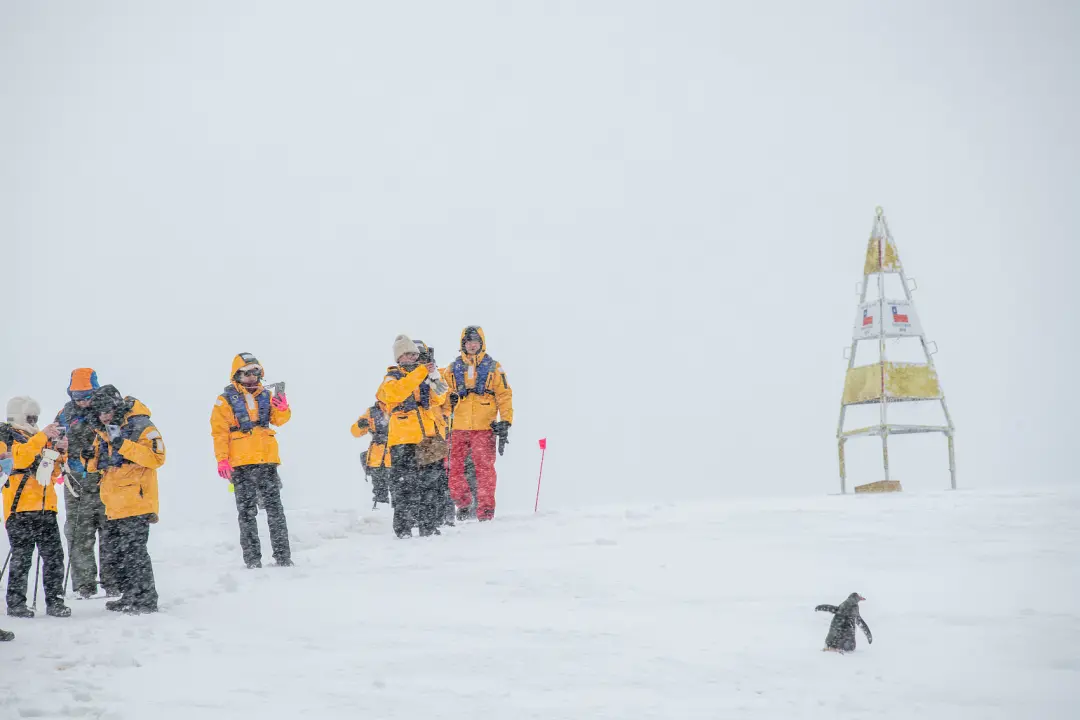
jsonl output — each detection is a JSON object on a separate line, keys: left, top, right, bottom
{"left": 449, "top": 430, "right": 498, "bottom": 520}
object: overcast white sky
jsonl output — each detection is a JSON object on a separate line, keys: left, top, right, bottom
{"left": 2, "top": 1, "right": 1077, "bottom": 519}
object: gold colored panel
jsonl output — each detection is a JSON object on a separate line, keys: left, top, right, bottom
{"left": 842, "top": 364, "right": 883, "bottom": 405}
{"left": 885, "top": 363, "right": 941, "bottom": 400}
{"left": 863, "top": 238, "right": 901, "bottom": 274}
{"left": 854, "top": 480, "right": 903, "bottom": 493}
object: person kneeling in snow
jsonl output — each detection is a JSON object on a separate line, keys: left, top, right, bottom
{"left": 211, "top": 353, "right": 293, "bottom": 569}
{"left": 376, "top": 335, "right": 449, "bottom": 538}
{"left": 1, "top": 396, "right": 71, "bottom": 619}
{"left": 86, "top": 386, "right": 165, "bottom": 614}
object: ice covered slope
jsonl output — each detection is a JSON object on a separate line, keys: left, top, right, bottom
{"left": 2, "top": 487, "right": 1077, "bottom": 719}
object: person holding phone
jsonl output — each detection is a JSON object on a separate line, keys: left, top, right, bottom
{"left": 86, "top": 385, "right": 165, "bottom": 614}
{"left": 211, "top": 353, "right": 293, "bottom": 568}
{"left": 1, "top": 396, "right": 72, "bottom": 618}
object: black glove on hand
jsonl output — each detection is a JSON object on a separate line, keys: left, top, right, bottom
{"left": 490, "top": 421, "right": 510, "bottom": 456}
{"left": 356, "top": 418, "right": 370, "bottom": 429}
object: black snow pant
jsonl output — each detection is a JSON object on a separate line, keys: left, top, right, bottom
{"left": 389, "top": 445, "right": 443, "bottom": 538}
{"left": 232, "top": 464, "right": 292, "bottom": 566}
{"left": 64, "top": 477, "right": 120, "bottom": 596}
{"left": 436, "top": 461, "right": 455, "bottom": 525}
{"left": 107, "top": 514, "right": 158, "bottom": 610}
{"left": 369, "top": 466, "right": 391, "bottom": 505}
{"left": 5, "top": 511, "right": 65, "bottom": 611}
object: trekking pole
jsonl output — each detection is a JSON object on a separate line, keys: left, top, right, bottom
{"left": 31, "top": 550, "right": 42, "bottom": 611}
{"left": 32, "top": 485, "right": 47, "bottom": 612}
{"left": 1, "top": 550, "right": 11, "bottom": 580}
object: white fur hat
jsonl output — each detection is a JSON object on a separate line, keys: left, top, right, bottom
{"left": 6, "top": 396, "right": 42, "bottom": 428}
{"left": 393, "top": 334, "right": 416, "bottom": 362}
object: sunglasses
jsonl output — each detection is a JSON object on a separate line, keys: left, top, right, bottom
{"left": 239, "top": 369, "right": 263, "bottom": 377}
{"left": 25, "top": 415, "right": 39, "bottom": 425}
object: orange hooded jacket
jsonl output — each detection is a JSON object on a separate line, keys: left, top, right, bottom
{"left": 86, "top": 398, "right": 165, "bottom": 521}
{"left": 375, "top": 364, "right": 448, "bottom": 447}
{"left": 351, "top": 404, "right": 392, "bottom": 468}
{"left": 211, "top": 354, "right": 291, "bottom": 467}
{"left": 1, "top": 427, "right": 63, "bottom": 522}
{"left": 442, "top": 326, "right": 513, "bottom": 431}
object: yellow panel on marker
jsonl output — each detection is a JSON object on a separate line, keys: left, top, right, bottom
{"left": 854, "top": 480, "right": 903, "bottom": 493}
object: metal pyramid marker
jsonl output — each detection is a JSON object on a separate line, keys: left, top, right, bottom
{"left": 836, "top": 207, "right": 956, "bottom": 493}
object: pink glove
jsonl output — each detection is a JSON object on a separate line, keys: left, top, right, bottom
{"left": 217, "top": 459, "right": 232, "bottom": 480}
{"left": 271, "top": 391, "right": 289, "bottom": 411}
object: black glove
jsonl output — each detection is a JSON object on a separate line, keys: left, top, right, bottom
{"left": 490, "top": 421, "right": 510, "bottom": 456}
{"left": 450, "top": 393, "right": 460, "bottom": 411}
{"left": 356, "top": 418, "right": 370, "bottom": 429}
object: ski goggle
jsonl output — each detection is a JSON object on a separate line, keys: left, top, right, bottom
{"left": 238, "top": 367, "right": 263, "bottom": 378}
{"left": 25, "top": 415, "right": 39, "bottom": 425}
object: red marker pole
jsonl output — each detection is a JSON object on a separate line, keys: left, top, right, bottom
{"left": 534, "top": 438, "right": 547, "bottom": 513}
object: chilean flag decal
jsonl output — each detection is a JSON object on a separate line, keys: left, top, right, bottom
{"left": 892, "top": 305, "right": 909, "bottom": 324}
{"left": 862, "top": 308, "right": 873, "bottom": 326}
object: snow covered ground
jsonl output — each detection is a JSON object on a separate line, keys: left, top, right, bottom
{"left": 2, "top": 485, "right": 1078, "bottom": 719}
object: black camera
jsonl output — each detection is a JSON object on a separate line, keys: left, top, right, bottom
{"left": 416, "top": 343, "right": 435, "bottom": 365}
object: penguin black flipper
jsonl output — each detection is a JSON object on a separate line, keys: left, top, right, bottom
{"left": 857, "top": 617, "right": 872, "bottom": 644}
{"left": 815, "top": 604, "right": 839, "bottom": 613}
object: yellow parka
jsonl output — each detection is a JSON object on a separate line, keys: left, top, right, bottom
{"left": 375, "top": 365, "right": 448, "bottom": 448}
{"left": 351, "top": 404, "right": 392, "bottom": 468}
{"left": 443, "top": 326, "right": 514, "bottom": 431}
{"left": 211, "top": 355, "right": 291, "bottom": 467}
{"left": 1, "top": 427, "right": 63, "bottom": 522}
{"left": 87, "top": 399, "right": 166, "bottom": 521}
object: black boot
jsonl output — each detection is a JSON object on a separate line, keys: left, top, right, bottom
{"left": 6, "top": 605, "right": 34, "bottom": 619}
{"left": 122, "top": 603, "right": 158, "bottom": 615}
{"left": 46, "top": 602, "right": 72, "bottom": 618}
{"left": 106, "top": 598, "right": 133, "bottom": 613}
{"left": 0, "top": 628, "right": 13, "bottom": 641}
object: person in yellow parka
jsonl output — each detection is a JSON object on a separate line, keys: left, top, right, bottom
{"left": 211, "top": 353, "right": 293, "bottom": 569}
{"left": 376, "top": 335, "right": 449, "bottom": 538}
{"left": 444, "top": 326, "right": 513, "bottom": 521}
{"left": 2, "top": 396, "right": 71, "bottom": 619}
{"left": 85, "top": 386, "right": 165, "bottom": 614}
{"left": 351, "top": 402, "right": 392, "bottom": 507}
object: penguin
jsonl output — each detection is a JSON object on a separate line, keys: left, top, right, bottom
{"left": 815, "top": 592, "right": 872, "bottom": 653}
